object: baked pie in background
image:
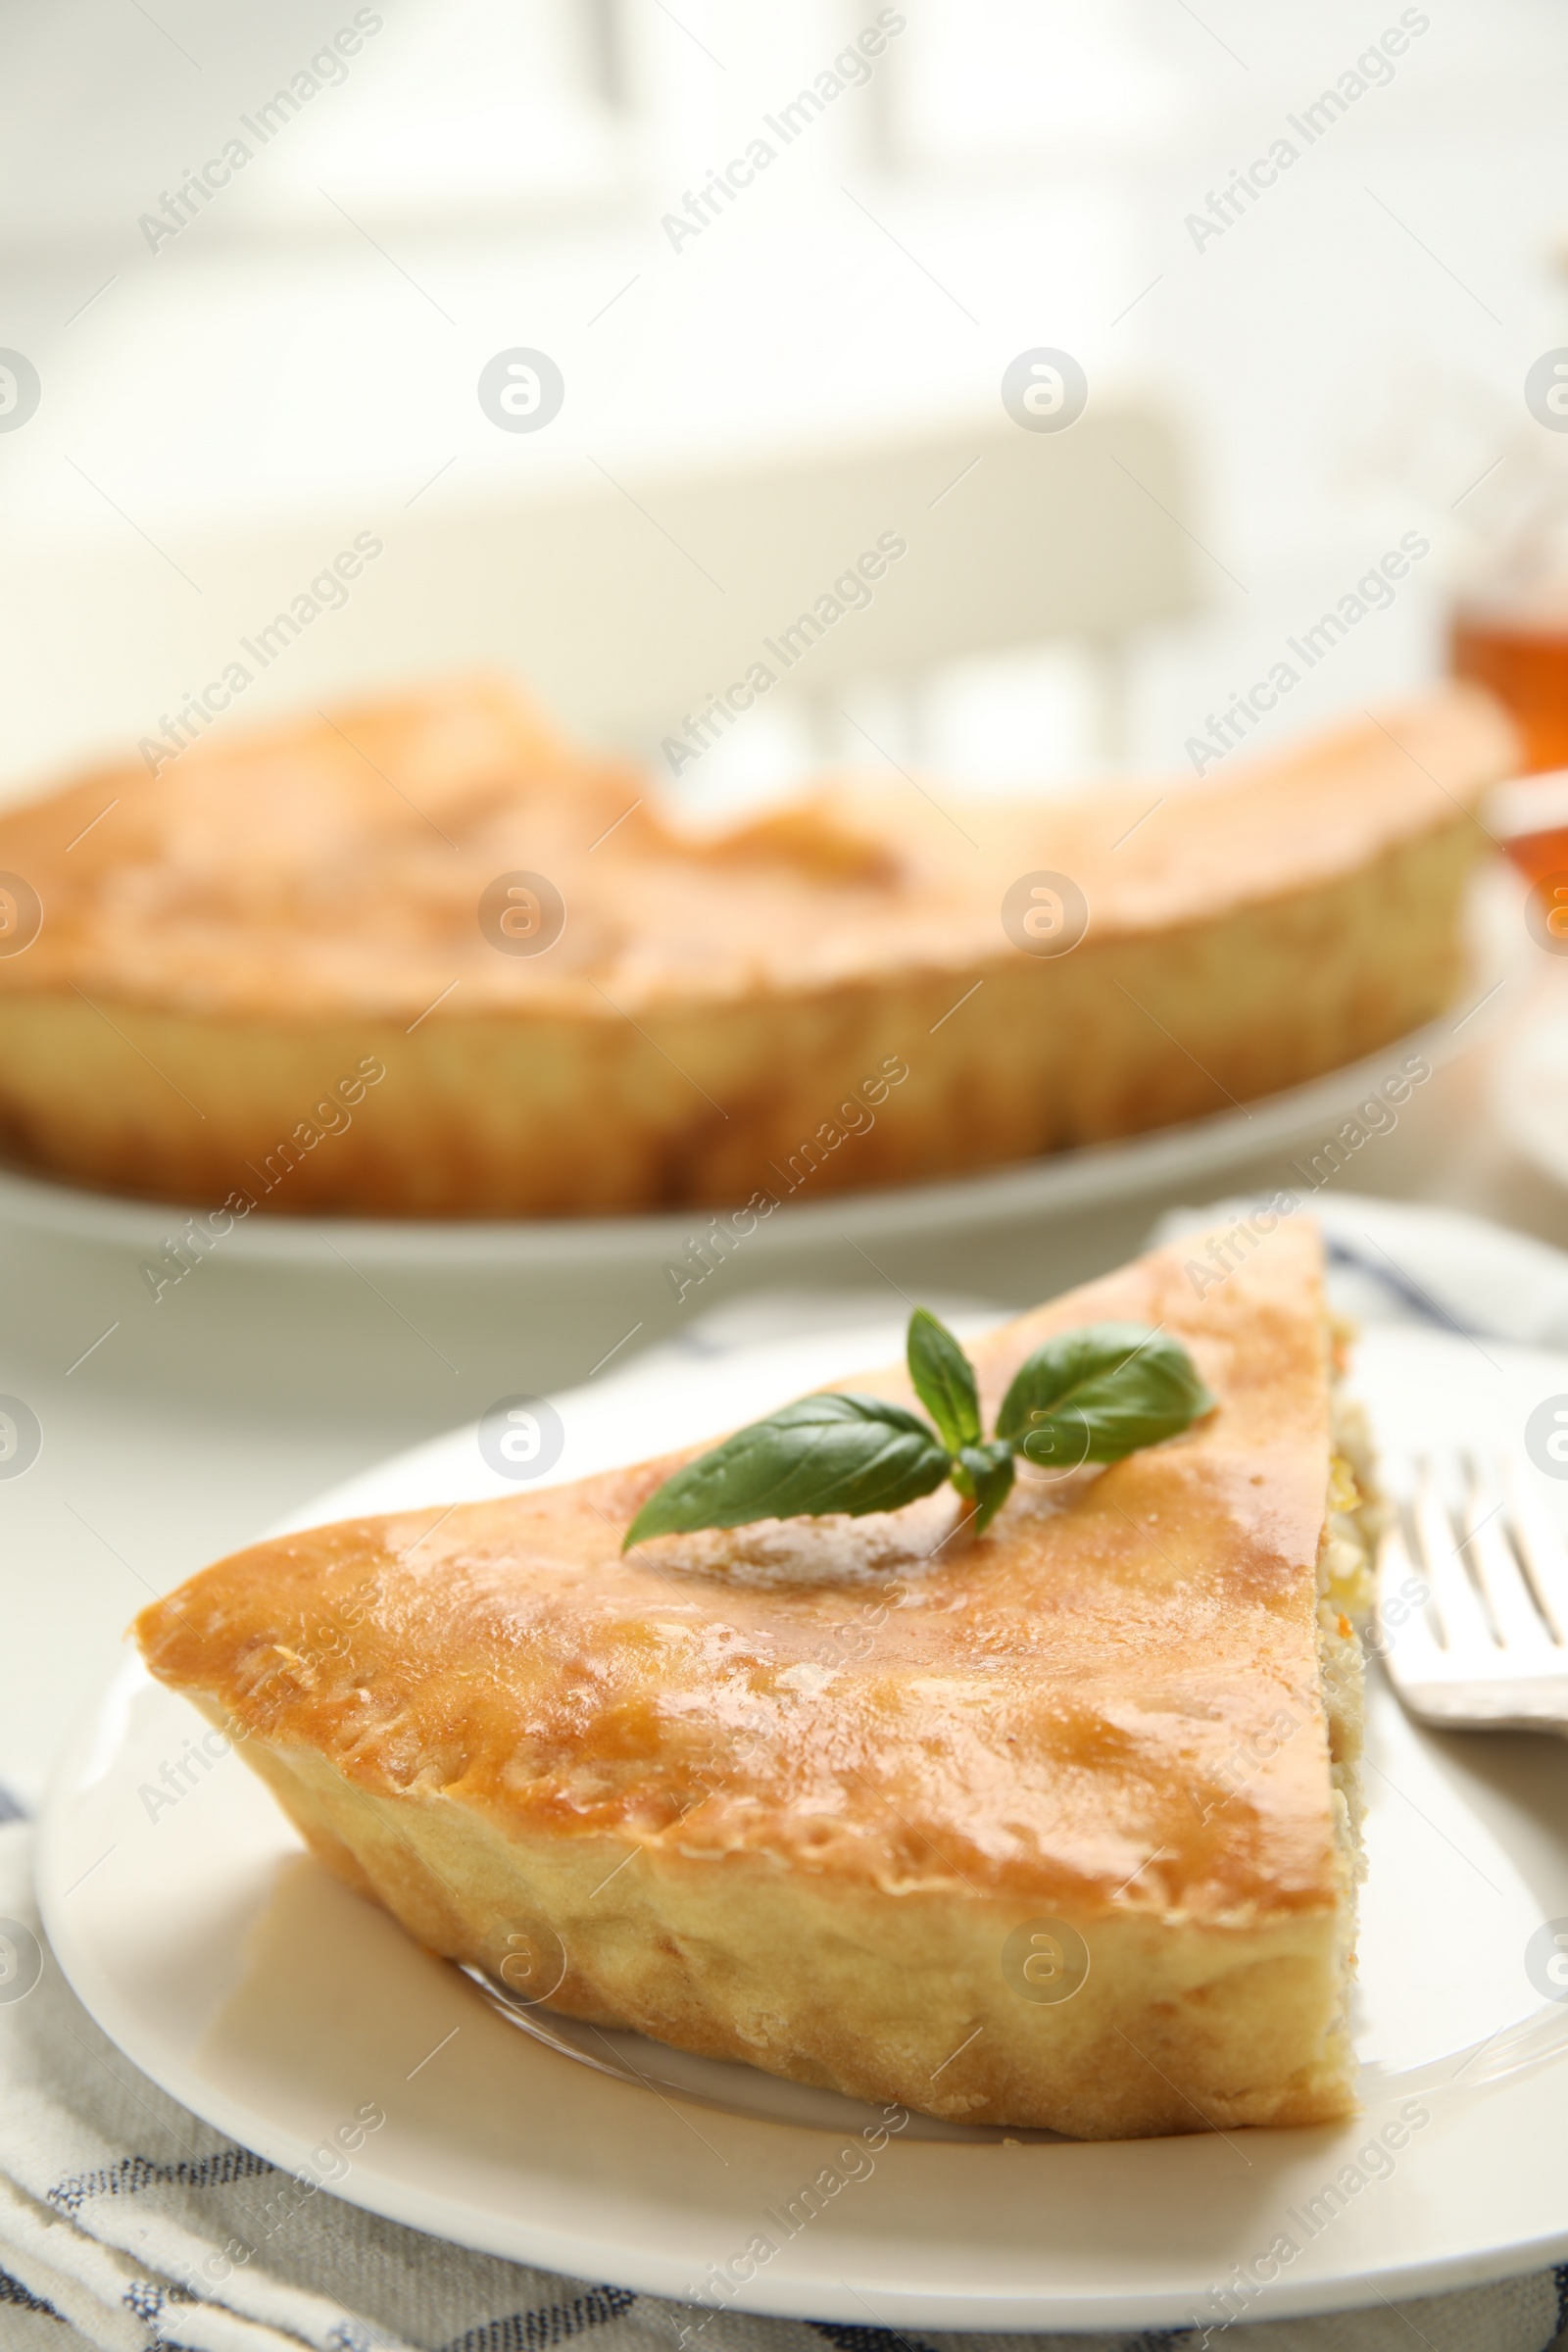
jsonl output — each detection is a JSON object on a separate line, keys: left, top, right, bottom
{"left": 0, "top": 675, "right": 1515, "bottom": 1218}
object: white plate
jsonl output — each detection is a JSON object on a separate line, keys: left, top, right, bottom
{"left": 38, "top": 1319, "right": 1568, "bottom": 2331}
{"left": 0, "top": 873, "right": 1523, "bottom": 1269}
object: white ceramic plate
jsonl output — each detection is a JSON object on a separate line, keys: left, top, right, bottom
{"left": 38, "top": 1318, "right": 1568, "bottom": 2331}
{"left": 0, "top": 872, "right": 1524, "bottom": 1269}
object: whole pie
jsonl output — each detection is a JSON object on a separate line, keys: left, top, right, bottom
{"left": 136, "top": 1220, "right": 1376, "bottom": 2136}
{"left": 0, "top": 675, "right": 1513, "bottom": 1218}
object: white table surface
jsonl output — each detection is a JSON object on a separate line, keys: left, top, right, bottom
{"left": 5, "top": 971, "right": 1567, "bottom": 1813}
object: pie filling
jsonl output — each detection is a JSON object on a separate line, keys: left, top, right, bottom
{"left": 1317, "top": 1364, "right": 1382, "bottom": 2091}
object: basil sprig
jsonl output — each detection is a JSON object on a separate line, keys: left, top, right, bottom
{"left": 623, "top": 1309, "right": 1213, "bottom": 1548}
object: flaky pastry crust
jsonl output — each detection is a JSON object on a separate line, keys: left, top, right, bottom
{"left": 0, "top": 678, "right": 1515, "bottom": 1215}
{"left": 137, "top": 1222, "right": 1368, "bottom": 2136}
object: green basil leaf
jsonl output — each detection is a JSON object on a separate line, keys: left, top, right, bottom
{"left": 906, "top": 1306, "right": 981, "bottom": 1453}
{"left": 956, "top": 1439, "right": 1015, "bottom": 1535}
{"left": 995, "top": 1321, "right": 1214, "bottom": 1466}
{"left": 624, "top": 1393, "right": 953, "bottom": 1546}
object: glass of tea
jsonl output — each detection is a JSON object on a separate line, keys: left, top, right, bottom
{"left": 1453, "top": 594, "right": 1568, "bottom": 775}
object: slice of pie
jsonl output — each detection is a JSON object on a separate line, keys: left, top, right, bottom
{"left": 135, "top": 1220, "right": 1377, "bottom": 2137}
{"left": 0, "top": 674, "right": 1514, "bottom": 1217}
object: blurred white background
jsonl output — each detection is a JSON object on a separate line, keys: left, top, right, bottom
{"left": 4, "top": 0, "right": 1568, "bottom": 799}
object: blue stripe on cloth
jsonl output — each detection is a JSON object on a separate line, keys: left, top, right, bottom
{"left": 48, "top": 2148, "right": 276, "bottom": 2216}
{"left": 0, "top": 2267, "right": 61, "bottom": 2319}
{"left": 811, "top": 2326, "right": 1197, "bottom": 2352}
{"left": 1320, "top": 1237, "right": 1495, "bottom": 1341}
{"left": 123, "top": 2280, "right": 197, "bottom": 2323}
{"left": 440, "top": 2286, "right": 637, "bottom": 2352}
{"left": 808, "top": 2325, "right": 937, "bottom": 2352}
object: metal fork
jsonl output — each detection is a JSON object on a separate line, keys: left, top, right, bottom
{"left": 1376, "top": 1451, "right": 1568, "bottom": 1735}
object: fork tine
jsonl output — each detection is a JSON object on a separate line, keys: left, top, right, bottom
{"left": 1499, "top": 1455, "right": 1568, "bottom": 1646}
{"left": 1375, "top": 1510, "right": 1446, "bottom": 1685}
{"left": 1463, "top": 1457, "right": 1551, "bottom": 1649}
{"left": 1412, "top": 1457, "right": 1496, "bottom": 1654}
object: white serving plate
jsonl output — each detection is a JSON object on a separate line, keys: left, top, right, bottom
{"left": 38, "top": 1319, "right": 1568, "bottom": 2331}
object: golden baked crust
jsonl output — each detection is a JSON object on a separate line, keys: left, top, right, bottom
{"left": 0, "top": 676, "right": 1514, "bottom": 1217}
{"left": 135, "top": 1221, "right": 1369, "bottom": 2137}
